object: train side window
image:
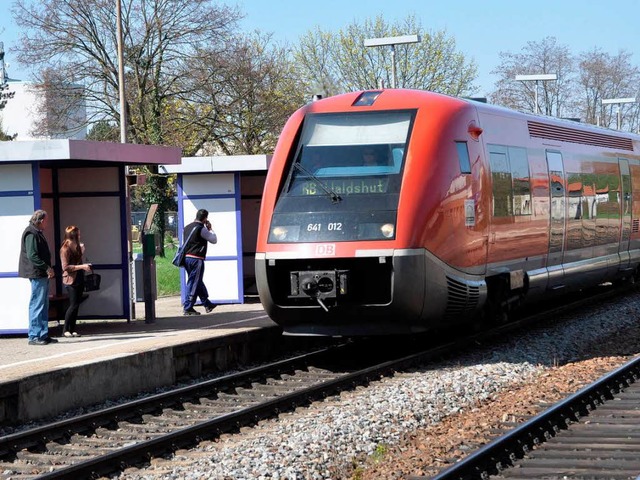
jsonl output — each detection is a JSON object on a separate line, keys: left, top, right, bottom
{"left": 508, "top": 147, "right": 531, "bottom": 215}
{"left": 489, "top": 150, "right": 512, "bottom": 217}
{"left": 455, "top": 141, "right": 471, "bottom": 174}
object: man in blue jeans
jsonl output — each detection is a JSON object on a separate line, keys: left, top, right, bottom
{"left": 182, "top": 209, "right": 218, "bottom": 315}
{"left": 18, "top": 210, "right": 58, "bottom": 345}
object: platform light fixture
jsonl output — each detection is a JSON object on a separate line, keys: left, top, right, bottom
{"left": 602, "top": 97, "right": 637, "bottom": 130}
{"left": 364, "top": 34, "right": 421, "bottom": 89}
{"left": 515, "top": 73, "right": 558, "bottom": 115}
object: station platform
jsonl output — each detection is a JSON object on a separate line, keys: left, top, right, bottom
{"left": 0, "top": 296, "right": 283, "bottom": 425}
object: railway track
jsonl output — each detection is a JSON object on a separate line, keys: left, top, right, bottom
{"left": 419, "top": 350, "right": 640, "bottom": 480}
{"left": 0, "top": 285, "right": 633, "bottom": 480}
{"left": 0, "top": 337, "right": 457, "bottom": 480}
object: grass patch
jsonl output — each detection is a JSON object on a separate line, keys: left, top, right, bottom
{"left": 133, "top": 244, "right": 181, "bottom": 297}
{"left": 156, "top": 246, "right": 181, "bottom": 296}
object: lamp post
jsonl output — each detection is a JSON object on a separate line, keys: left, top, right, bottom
{"left": 602, "top": 97, "right": 637, "bottom": 130}
{"left": 515, "top": 73, "right": 558, "bottom": 114}
{"left": 116, "top": 0, "right": 127, "bottom": 143}
{"left": 364, "top": 34, "right": 420, "bottom": 89}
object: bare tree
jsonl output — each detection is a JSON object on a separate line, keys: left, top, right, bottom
{"left": 578, "top": 49, "right": 640, "bottom": 129}
{"left": 293, "top": 14, "right": 477, "bottom": 98}
{"left": 11, "top": 0, "right": 242, "bottom": 255}
{"left": 12, "top": 0, "right": 242, "bottom": 144}
{"left": 28, "top": 68, "right": 87, "bottom": 138}
{"left": 190, "top": 32, "right": 308, "bottom": 156}
{"left": 490, "top": 37, "right": 575, "bottom": 117}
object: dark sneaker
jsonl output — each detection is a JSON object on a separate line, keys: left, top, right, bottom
{"left": 183, "top": 308, "right": 201, "bottom": 316}
{"left": 205, "top": 303, "right": 216, "bottom": 313}
{"left": 28, "top": 339, "right": 48, "bottom": 346}
{"left": 44, "top": 337, "right": 59, "bottom": 344}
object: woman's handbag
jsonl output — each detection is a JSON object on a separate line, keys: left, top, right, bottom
{"left": 84, "top": 272, "right": 102, "bottom": 292}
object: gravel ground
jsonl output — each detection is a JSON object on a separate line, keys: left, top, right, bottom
{"left": 116, "top": 289, "right": 640, "bottom": 480}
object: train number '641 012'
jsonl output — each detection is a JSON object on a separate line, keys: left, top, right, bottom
{"left": 306, "top": 222, "right": 343, "bottom": 232}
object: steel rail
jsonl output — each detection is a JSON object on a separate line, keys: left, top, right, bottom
{"left": 423, "top": 355, "right": 640, "bottom": 480}
{"left": 1, "top": 284, "right": 633, "bottom": 479}
{"left": 31, "top": 337, "right": 468, "bottom": 479}
{"left": 0, "top": 346, "right": 337, "bottom": 455}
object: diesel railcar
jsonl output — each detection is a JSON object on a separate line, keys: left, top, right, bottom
{"left": 255, "top": 89, "right": 640, "bottom": 335}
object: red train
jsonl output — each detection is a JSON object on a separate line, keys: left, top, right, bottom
{"left": 255, "top": 89, "right": 640, "bottom": 335}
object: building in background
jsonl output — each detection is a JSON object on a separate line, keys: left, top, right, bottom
{"left": 0, "top": 80, "right": 87, "bottom": 140}
{"left": 0, "top": 42, "right": 86, "bottom": 140}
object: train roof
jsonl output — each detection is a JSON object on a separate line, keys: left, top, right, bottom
{"left": 307, "top": 89, "right": 640, "bottom": 144}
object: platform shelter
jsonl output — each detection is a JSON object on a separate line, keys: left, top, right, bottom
{"left": 0, "top": 139, "right": 181, "bottom": 334}
{"left": 160, "top": 155, "right": 270, "bottom": 305}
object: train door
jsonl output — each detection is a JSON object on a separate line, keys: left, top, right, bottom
{"left": 546, "top": 150, "right": 565, "bottom": 288}
{"left": 619, "top": 158, "right": 632, "bottom": 268}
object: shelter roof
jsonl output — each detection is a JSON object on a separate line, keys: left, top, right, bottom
{"left": 0, "top": 139, "right": 181, "bottom": 165}
{"left": 159, "top": 155, "right": 271, "bottom": 174}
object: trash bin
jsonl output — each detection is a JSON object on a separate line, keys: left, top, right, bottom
{"left": 133, "top": 253, "right": 157, "bottom": 302}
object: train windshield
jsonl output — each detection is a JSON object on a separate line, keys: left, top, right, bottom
{"left": 269, "top": 110, "right": 414, "bottom": 243}
{"left": 286, "top": 111, "right": 412, "bottom": 198}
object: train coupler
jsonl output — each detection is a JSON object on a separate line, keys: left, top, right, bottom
{"left": 289, "top": 270, "right": 349, "bottom": 310}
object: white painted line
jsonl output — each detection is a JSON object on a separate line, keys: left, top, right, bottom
{"left": 0, "top": 315, "right": 271, "bottom": 371}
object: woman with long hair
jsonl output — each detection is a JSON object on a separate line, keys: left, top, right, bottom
{"left": 59, "top": 226, "right": 92, "bottom": 337}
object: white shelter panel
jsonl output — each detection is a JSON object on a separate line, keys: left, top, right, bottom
{"left": 78, "top": 269, "right": 124, "bottom": 317}
{"left": 0, "top": 277, "right": 31, "bottom": 332}
{"left": 58, "top": 196, "right": 122, "bottom": 264}
{"left": 202, "top": 260, "right": 240, "bottom": 302}
{"left": 183, "top": 197, "right": 238, "bottom": 257}
{"left": 162, "top": 156, "right": 212, "bottom": 174}
{"left": 0, "top": 164, "right": 33, "bottom": 192}
{"left": 0, "top": 196, "right": 34, "bottom": 217}
{"left": 0, "top": 211, "right": 33, "bottom": 273}
{"left": 58, "top": 167, "right": 120, "bottom": 193}
{"left": 183, "top": 173, "right": 235, "bottom": 196}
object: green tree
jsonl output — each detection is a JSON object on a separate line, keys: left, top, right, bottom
{"left": 0, "top": 117, "right": 17, "bottom": 141}
{"left": 293, "top": 14, "right": 477, "bottom": 98}
{"left": 87, "top": 120, "right": 119, "bottom": 142}
{"left": 1, "top": 41, "right": 16, "bottom": 139}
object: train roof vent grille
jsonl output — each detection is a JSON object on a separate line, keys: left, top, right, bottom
{"left": 528, "top": 121, "right": 634, "bottom": 151}
{"left": 445, "top": 276, "right": 480, "bottom": 320}
{"left": 633, "top": 219, "right": 640, "bottom": 234}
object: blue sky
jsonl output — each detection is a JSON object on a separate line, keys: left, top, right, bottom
{"left": 1, "top": 0, "right": 638, "bottom": 96}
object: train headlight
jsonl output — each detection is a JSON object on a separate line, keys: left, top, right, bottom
{"left": 380, "top": 223, "right": 395, "bottom": 238}
{"left": 270, "top": 225, "right": 300, "bottom": 242}
{"left": 272, "top": 226, "right": 289, "bottom": 241}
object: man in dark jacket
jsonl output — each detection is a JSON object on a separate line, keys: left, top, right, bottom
{"left": 18, "top": 210, "right": 57, "bottom": 345}
{"left": 182, "top": 208, "right": 218, "bottom": 315}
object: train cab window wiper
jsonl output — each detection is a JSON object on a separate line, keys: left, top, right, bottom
{"left": 293, "top": 162, "right": 342, "bottom": 203}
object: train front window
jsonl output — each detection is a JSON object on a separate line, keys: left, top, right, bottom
{"left": 269, "top": 110, "right": 415, "bottom": 243}
{"left": 286, "top": 111, "right": 412, "bottom": 198}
